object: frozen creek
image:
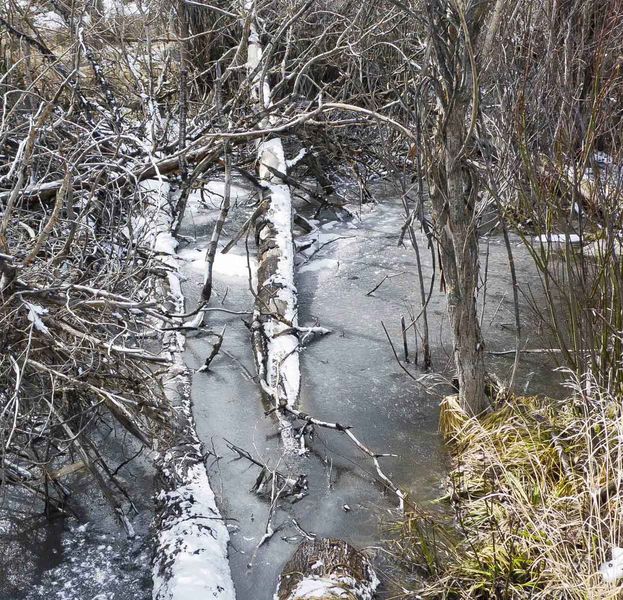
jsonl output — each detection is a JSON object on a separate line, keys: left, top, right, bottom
{"left": 176, "top": 180, "right": 557, "bottom": 600}
{"left": 0, "top": 180, "right": 559, "bottom": 599}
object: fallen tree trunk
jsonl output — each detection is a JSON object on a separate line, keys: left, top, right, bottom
{"left": 252, "top": 146, "right": 301, "bottom": 453}
{"left": 245, "top": 1, "right": 301, "bottom": 454}
{"left": 143, "top": 179, "right": 235, "bottom": 600}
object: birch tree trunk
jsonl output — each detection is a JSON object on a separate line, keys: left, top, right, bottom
{"left": 245, "top": 0, "right": 301, "bottom": 453}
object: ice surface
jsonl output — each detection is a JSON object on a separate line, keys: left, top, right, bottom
{"left": 177, "top": 181, "right": 562, "bottom": 600}
{"left": 179, "top": 246, "right": 257, "bottom": 280}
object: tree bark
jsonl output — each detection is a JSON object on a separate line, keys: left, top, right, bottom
{"left": 431, "top": 106, "right": 487, "bottom": 416}
{"left": 425, "top": 2, "right": 490, "bottom": 415}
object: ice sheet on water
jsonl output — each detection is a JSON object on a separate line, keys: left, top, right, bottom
{"left": 299, "top": 258, "right": 339, "bottom": 274}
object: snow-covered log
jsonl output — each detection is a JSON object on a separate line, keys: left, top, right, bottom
{"left": 276, "top": 538, "right": 379, "bottom": 600}
{"left": 140, "top": 179, "right": 235, "bottom": 600}
{"left": 245, "top": 1, "right": 301, "bottom": 454}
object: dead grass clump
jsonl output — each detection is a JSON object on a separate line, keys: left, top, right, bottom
{"left": 396, "top": 376, "right": 623, "bottom": 598}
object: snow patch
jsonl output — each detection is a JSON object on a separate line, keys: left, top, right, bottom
{"left": 299, "top": 258, "right": 339, "bottom": 274}
{"left": 32, "top": 10, "right": 65, "bottom": 30}
{"left": 127, "top": 179, "right": 179, "bottom": 259}
{"left": 99, "top": 0, "right": 141, "bottom": 17}
{"left": 600, "top": 547, "right": 623, "bottom": 582}
{"left": 179, "top": 247, "right": 257, "bottom": 280}
{"left": 534, "top": 234, "right": 581, "bottom": 245}
{"left": 282, "top": 571, "right": 379, "bottom": 600}
{"left": 152, "top": 463, "right": 235, "bottom": 600}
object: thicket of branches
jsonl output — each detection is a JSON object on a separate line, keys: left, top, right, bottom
{"left": 0, "top": 0, "right": 177, "bottom": 516}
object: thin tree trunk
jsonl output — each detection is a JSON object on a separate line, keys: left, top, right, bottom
{"left": 431, "top": 104, "right": 487, "bottom": 416}
{"left": 202, "top": 144, "right": 232, "bottom": 303}
{"left": 446, "top": 106, "right": 486, "bottom": 414}
{"left": 424, "top": 1, "right": 491, "bottom": 416}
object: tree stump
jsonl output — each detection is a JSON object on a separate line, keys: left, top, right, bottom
{"left": 276, "top": 538, "right": 379, "bottom": 600}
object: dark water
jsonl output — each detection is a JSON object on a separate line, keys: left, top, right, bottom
{"left": 0, "top": 433, "right": 154, "bottom": 600}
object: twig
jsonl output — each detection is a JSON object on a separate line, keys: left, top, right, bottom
{"left": 381, "top": 321, "right": 427, "bottom": 388}
{"left": 281, "top": 406, "right": 405, "bottom": 511}
{"left": 197, "top": 326, "right": 226, "bottom": 372}
{"left": 366, "top": 271, "right": 405, "bottom": 296}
